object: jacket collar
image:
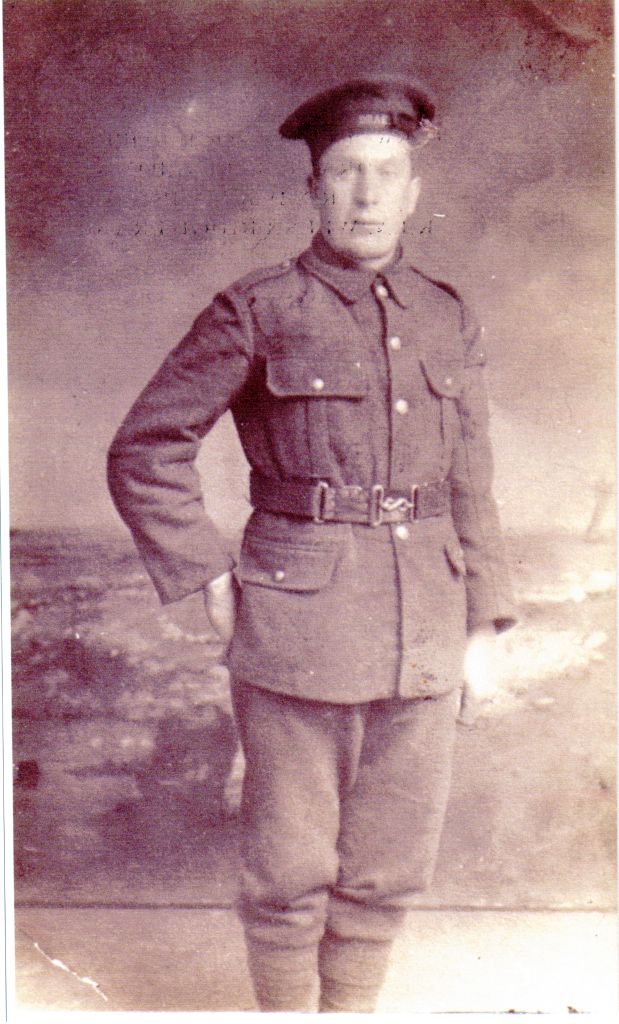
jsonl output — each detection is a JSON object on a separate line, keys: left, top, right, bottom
{"left": 299, "top": 233, "right": 418, "bottom": 308}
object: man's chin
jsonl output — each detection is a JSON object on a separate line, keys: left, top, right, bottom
{"left": 330, "top": 236, "right": 398, "bottom": 265}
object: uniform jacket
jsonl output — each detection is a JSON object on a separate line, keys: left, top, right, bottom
{"left": 108, "top": 233, "right": 516, "bottom": 702}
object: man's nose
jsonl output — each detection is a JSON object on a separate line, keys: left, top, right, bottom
{"left": 354, "top": 170, "right": 380, "bottom": 206}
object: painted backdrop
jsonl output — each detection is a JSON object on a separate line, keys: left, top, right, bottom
{"left": 6, "top": 0, "right": 614, "bottom": 536}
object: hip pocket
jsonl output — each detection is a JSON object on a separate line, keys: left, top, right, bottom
{"left": 235, "top": 535, "right": 340, "bottom": 592}
{"left": 444, "top": 536, "right": 467, "bottom": 578}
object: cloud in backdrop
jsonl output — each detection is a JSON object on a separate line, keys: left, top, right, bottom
{"left": 6, "top": 0, "right": 614, "bottom": 534}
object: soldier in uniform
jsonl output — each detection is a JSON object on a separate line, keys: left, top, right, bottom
{"left": 108, "top": 78, "right": 516, "bottom": 1013}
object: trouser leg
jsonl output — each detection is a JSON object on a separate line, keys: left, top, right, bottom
{"left": 231, "top": 680, "right": 460, "bottom": 1012}
{"left": 231, "top": 680, "right": 363, "bottom": 1012}
{"left": 319, "top": 688, "right": 460, "bottom": 1012}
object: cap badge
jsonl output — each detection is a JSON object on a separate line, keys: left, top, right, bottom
{"left": 356, "top": 112, "right": 391, "bottom": 129}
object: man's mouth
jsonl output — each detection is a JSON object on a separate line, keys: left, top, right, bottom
{"left": 351, "top": 220, "right": 383, "bottom": 232}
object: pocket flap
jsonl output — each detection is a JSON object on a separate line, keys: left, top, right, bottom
{"left": 236, "top": 536, "right": 339, "bottom": 591}
{"left": 444, "top": 537, "right": 467, "bottom": 576}
{"left": 419, "top": 356, "right": 464, "bottom": 399}
{"left": 266, "top": 357, "right": 367, "bottom": 398}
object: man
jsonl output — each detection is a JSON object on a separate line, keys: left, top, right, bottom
{"left": 108, "top": 77, "right": 516, "bottom": 1013}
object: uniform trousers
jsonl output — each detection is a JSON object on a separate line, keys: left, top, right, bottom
{"left": 231, "top": 679, "right": 460, "bottom": 1012}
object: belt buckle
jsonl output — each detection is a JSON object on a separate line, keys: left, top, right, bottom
{"left": 312, "top": 481, "right": 330, "bottom": 524}
{"left": 377, "top": 485, "right": 418, "bottom": 522}
{"left": 369, "top": 484, "right": 384, "bottom": 527}
{"left": 407, "top": 484, "right": 418, "bottom": 521}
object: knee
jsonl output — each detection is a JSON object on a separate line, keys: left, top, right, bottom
{"left": 241, "top": 843, "right": 339, "bottom": 908}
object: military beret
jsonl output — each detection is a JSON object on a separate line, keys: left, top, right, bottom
{"left": 279, "top": 77, "right": 437, "bottom": 166}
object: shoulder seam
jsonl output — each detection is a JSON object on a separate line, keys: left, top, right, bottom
{"left": 227, "top": 258, "right": 296, "bottom": 297}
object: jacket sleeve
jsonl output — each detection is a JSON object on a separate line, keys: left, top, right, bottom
{"left": 107, "top": 291, "right": 253, "bottom": 604}
{"left": 449, "top": 302, "right": 517, "bottom": 634}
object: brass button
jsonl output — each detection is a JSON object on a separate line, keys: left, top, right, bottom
{"left": 444, "top": 376, "right": 453, "bottom": 388}
{"left": 311, "top": 377, "right": 325, "bottom": 392}
{"left": 395, "top": 524, "right": 410, "bottom": 541}
{"left": 394, "top": 398, "right": 409, "bottom": 415}
{"left": 375, "top": 283, "right": 389, "bottom": 299}
{"left": 273, "top": 569, "right": 286, "bottom": 582}
{"left": 389, "top": 336, "right": 402, "bottom": 351}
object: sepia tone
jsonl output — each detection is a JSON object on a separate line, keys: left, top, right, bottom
{"left": 7, "top": 0, "right": 615, "bottom": 1013}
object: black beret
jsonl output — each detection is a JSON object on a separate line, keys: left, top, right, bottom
{"left": 279, "top": 77, "right": 437, "bottom": 166}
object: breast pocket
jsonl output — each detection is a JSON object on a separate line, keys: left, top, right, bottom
{"left": 418, "top": 355, "right": 463, "bottom": 401}
{"left": 418, "top": 354, "right": 464, "bottom": 462}
{"left": 266, "top": 357, "right": 367, "bottom": 399}
{"left": 263, "top": 356, "right": 368, "bottom": 478}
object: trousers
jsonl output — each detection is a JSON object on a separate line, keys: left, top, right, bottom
{"left": 231, "top": 679, "right": 460, "bottom": 1011}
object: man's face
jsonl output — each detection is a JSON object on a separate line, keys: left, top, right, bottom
{"left": 310, "top": 133, "right": 421, "bottom": 269}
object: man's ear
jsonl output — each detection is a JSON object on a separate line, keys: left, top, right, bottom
{"left": 406, "top": 175, "right": 421, "bottom": 217}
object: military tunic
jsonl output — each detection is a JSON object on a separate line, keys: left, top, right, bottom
{"left": 108, "top": 231, "right": 516, "bottom": 1012}
{"left": 108, "top": 233, "right": 516, "bottom": 703}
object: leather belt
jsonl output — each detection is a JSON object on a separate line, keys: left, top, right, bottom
{"left": 249, "top": 472, "right": 450, "bottom": 526}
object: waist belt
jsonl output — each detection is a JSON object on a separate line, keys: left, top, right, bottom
{"left": 249, "top": 472, "right": 450, "bottom": 526}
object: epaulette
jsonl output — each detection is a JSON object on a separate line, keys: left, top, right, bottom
{"left": 227, "top": 257, "right": 297, "bottom": 299}
{"left": 410, "top": 265, "right": 463, "bottom": 305}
